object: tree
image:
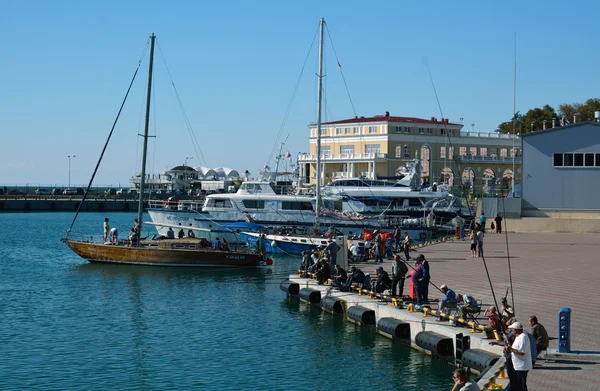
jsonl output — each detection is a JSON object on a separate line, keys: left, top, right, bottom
{"left": 559, "top": 98, "right": 600, "bottom": 123}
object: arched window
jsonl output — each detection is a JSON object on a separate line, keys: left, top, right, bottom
{"left": 403, "top": 145, "right": 411, "bottom": 159}
{"left": 441, "top": 167, "right": 454, "bottom": 186}
{"left": 503, "top": 169, "right": 514, "bottom": 189}
{"left": 462, "top": 168, "right": 475, "bottom": 189}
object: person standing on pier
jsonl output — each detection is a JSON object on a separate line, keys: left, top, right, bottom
{"left": 373, "top": 232, "right": 383, "bottom": 263}
{"left": 416, "top": 254, "right": 431, "bottom": 302}
{"left": 391, "top": 255, "right": 408, "bottom": 297}
{"left": 505, "top": 322, "right": 532, "bottom": 391}
{"left": 402, "top": 232, "right": 411, "bottom": 261}
{"left": 393, "top": 225, "right": 401, "bottom": 251}
{"left": 476, "top": 227, "right": 484, "bottom": 257}
{"left": 495, "top": 214, "right": 503, "bottom": 234}
{"left": 178, "top": 228, "right": 185, "bottom": 239}
{"left": 103, "top": 218, "right": 109, "bottom": 242}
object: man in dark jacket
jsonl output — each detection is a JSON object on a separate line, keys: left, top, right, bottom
{"left": 391, "top": 254, "right": 409, "bottom": 297}
{"left": 342, "top": 266, "right": 365, "bottom": 291}
{"left": 332, "top": 265, "right": 347, "bottom": 288}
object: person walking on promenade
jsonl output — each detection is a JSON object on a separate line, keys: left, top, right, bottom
{"left": 391, "top": 254, "right": 408, "bottom": 297}
{"left": 529, "top": 316, "right": 549, "bottom": 357}
{"left": 103, "top": 218, "right": 109, "bottom": 242}
{"left": 495, "top": 214, "right": 503, "bottom": 234}
{"left": 479, "top": 212, "right": 486, "bottom": 232}
{"left": 505, "top": 322, "right": 532, "bottom": 391}
{"left": 469, "top": 230, "right": 477, "bottom": 258}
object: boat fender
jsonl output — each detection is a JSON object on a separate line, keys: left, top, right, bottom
{"left": 419, "top": 232, "right": 426, "bottom": 240}
{"left": 271, "top": 240, "right": 278, "bottom": 248}
{"left": 265, "top": 258, "right": 273, "bottom": 266}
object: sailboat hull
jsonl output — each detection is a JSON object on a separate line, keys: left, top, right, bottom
{"left": 64, "top": 239, "right": 263, "bottom": 268}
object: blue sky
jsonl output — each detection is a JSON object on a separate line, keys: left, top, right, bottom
{"left": 1, "top": 0, "right": 597, "bottom": 187}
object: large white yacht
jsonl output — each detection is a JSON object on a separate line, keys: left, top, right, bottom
{"left": 146, "top": 181, "right": 386, "bottom": 244}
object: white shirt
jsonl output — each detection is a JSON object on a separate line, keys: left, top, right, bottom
{"left": 511, "top": 332, "right": 533, "bottom": 371}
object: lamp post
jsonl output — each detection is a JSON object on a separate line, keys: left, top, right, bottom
{"left": 68, "top": 155, "right": 76, "bottom": 189}
{"left": 184, "top": 156, "right": 193, "bottom": 193}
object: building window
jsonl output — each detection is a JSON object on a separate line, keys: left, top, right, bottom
{"left": 480, "top": 147, "right": 488, "bottom": 157}
{"left": 459, "top": 146, "right": 467, "bottom": 156}
{"left": 441, "top": 129, "right": 446, "bottom": 135}
{"left": 563, "top": 153, "right": 574, "bottom": 166}
{"left": 340, "top": 145, "right": 354, "bottom": 155}
{"left": 336, "top": 128, "right": 342, "bottom": 135}
{"left": 395, "top": 126, "right": 402, "bottom": 133}
{"left": 395, "top": 145, "right": 402, "bottom": 158}
{"left": 368, "top": 126, "right": 377, "bottom": 133}
{"left": 321, "top": 146, "right": 331, "bottom": 156}
{"left": 320, "top": 128, "right": 327, "bottom": 136}
{"left": 553, "top": 153, "right": 563, "bottom": 167}
{"left": 403, "top": 145, "right": 411, "bottom": 159}
{"left": 404, "top": 127, "right": 411, "bottom": 133}
{"left": 427, "top": 128, "right": 433, "bottom": 135}
{"left": 344, "top": 127, "right": 350, "bottom": 134}
{"left": 353, "top": 127, "right": 359, "bottom": 134}
{"left": 469, "top": 147, "right": 477, "bottom": 156}
{"left": 365, "top": 144, "right": 380, "bottom": 154}
{"left": 449, "top": 147, "right": 454, "bottom": 160}
{"left": 418, "top": 128, "right": 424, "bottom": 134}
{"left": 556, "top": 152, "right": 599, "bottom": 167}
{"left": 500, "top": 148, "right": 507, "bottom": 158}
{"left": 585, "top": 153, "right": 594, "bottom": 166}
{"left": 440, "top": 146, "right": 446, "bottom": 159}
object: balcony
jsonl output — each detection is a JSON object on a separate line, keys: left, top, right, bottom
{"left": 298, "top": 152, "right": 387, "bottom": 162}
{"left": 459, "top": 131, "right": 520, "bottom": 139}
{"left": 453, "top": 155, "right": 521, "bottom": 163}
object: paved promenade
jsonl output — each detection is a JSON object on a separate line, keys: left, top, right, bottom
{"left": 356, "top": 232, "right": 600, "bottom": 390}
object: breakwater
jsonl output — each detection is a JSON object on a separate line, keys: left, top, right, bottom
{"left": 0, "top": 197, "right": 138, "bottom": 212}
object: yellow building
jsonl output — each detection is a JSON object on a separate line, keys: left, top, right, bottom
{"left": 297, "top": 112, "right": 521, "bottom": 194}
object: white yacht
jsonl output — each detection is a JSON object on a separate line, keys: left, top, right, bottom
{"left": 146, "top": 181, "right": 382, "bottom": 244}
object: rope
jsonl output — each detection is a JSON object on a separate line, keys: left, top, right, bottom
{"left": 264, "top": 23, "right": 320, "bottom": 171}
{"left": 156, "top": 39, "right": 208, "bottom": 168}
{"left": 325, "top": 23, "right": 356, "bottom": 118}
{"left": 68, "top": 38, "right": 150, "bottom": 233}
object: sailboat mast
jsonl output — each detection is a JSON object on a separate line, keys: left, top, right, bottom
{"left": 315, "top": 17, "right": 325, "bottom": 232}
{"left": 137, "top": 33, "right": 155, "bottom": 226}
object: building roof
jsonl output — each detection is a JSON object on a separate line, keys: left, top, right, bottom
{"left": 317, "top": 114, "right": 461, "bottom": 127}
{"left": 169, "top": 165, "right": 197, "bottom": 172}
{"left": 521, "top": 121, "right": 600, "bottom": 138}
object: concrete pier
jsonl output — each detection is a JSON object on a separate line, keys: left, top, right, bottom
{"left": 287, "top": 232, "right": 600, "bottom": 390}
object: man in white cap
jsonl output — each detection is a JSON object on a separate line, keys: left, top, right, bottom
{"left": 504, "top": 321, "right": 532, "bottom": 391}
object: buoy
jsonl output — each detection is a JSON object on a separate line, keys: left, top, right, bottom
{"left": 271, "top": 240, "right": 278, "bottom": 248}
{"left": 265, "top": 258, "right": 273, "bottom": 266}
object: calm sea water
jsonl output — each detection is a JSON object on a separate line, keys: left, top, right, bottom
{"left": 0, "top": 212, "right": 454, "bottom": 390}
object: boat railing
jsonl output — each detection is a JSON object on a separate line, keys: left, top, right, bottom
{"left": 147, "top": 199, "right": 204, "bottom": 211}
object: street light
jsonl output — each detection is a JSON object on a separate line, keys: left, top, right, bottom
{"left": 68, "top": 155, "right": 76, "bottom": 189}
{"left": 184, "top": 156, "right": 193, "bottom": 192}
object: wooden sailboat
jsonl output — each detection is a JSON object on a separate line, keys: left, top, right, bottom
{"left": 63, "top": 34, "right": 268, "bottom": 268}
